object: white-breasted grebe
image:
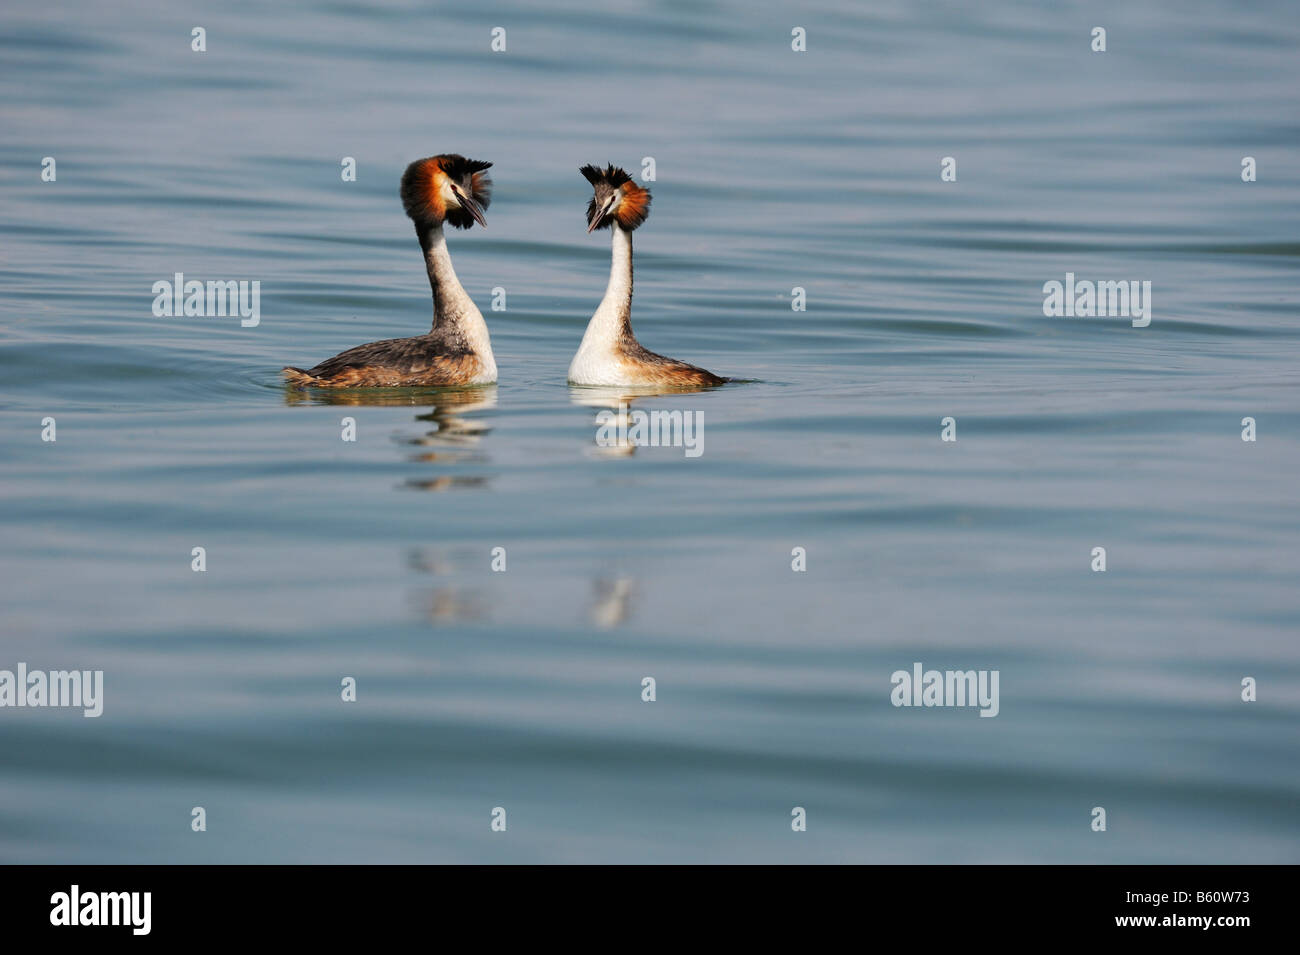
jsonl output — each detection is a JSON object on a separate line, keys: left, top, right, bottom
{"left": 283, "top": 154, "right": 497, "bottom": 388}
{"left": 568, "top": 164, "right": 727, "bottom": 388}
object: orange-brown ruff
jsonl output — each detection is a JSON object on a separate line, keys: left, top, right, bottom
{"left": 569, "top": 164, "right": 727, "bottom": 388}
{"left": 283, "top": 154, "right": 496, "bottom": 388}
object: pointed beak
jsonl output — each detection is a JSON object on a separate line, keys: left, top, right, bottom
{"left": 451, "top": 184, "right": 487, "bottom": 228}
{"left": 587, "top": 196, "right": 617, "bottom": 233}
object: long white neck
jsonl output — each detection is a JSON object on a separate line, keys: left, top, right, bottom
{"left": 578, "top": 225, "right": 634, "bottom": 351}
{"left": 423, "top": 224, "right": 495, "bottom": 377}
{"left": 568, "top": 225, "right": 641, "bottom": 385}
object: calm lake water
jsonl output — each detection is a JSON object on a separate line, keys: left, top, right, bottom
{"left": 2, "top": 0, "right": 1298, "bottom": 863}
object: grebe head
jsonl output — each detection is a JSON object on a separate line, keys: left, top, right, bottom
{"left": 401, "top": 154, "right": 493, "bottom": 231}
{"left": 580, "top": 164, "right": 651, "bottom": 233}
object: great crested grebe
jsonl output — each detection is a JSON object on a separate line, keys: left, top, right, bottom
{"left": 568, "top": 164, "right": 727, "bottom": 388}
{"left": 283, "top": 154, "right": 497, "bottom": 388}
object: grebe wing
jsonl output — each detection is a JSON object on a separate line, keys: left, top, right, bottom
{"left": 618, "top": 339, "right": 728, "bottom": 387}
{"left": 306, "top": 333, "right": 462, "bottom": 378}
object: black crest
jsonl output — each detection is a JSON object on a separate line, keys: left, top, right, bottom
{"left": 441, "top": 154, "right": 493, "bottom": 182}
{"left": 580, "top": 164, "right": 633, "bottom": 188}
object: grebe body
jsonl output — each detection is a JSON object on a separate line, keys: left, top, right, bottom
{"left": 568, "top": 164, "right": 726, "bottom": 389}
{"left": 284, "top": 154, "right": 495, "bottom": 388}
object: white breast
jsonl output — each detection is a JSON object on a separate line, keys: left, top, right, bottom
{"left": 568, "top": 341, "right": 629, "bottom": 385}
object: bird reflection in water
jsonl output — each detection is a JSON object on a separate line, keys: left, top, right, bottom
{"left": 285, "top": 383, "right": 496, "bottom": 490}
{"left": 406, "top": 548, "right": 487, "bottom": 625}
{"left": 590, "top": 576, "right": 635, "bottom": 629}
{"left": 570, "top": 384, "right": 712, "bottom": 459}
{"left": 284, "top": 386, "right": 496, "bottom": 625}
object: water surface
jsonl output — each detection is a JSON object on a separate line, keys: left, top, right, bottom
{"left": 1, "top": 0, "right": 1298, "bottom": 862}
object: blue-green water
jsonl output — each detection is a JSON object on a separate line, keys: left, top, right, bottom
{"left": 2, "top": 0, "right": 1298, "bottom": 862}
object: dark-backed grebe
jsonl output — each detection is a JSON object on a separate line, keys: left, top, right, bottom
{"left": 283, "top": 154, "right": 497, "bottom": 388}
{"left": 568, "top": 164, "right": 727, "bottom": 388}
